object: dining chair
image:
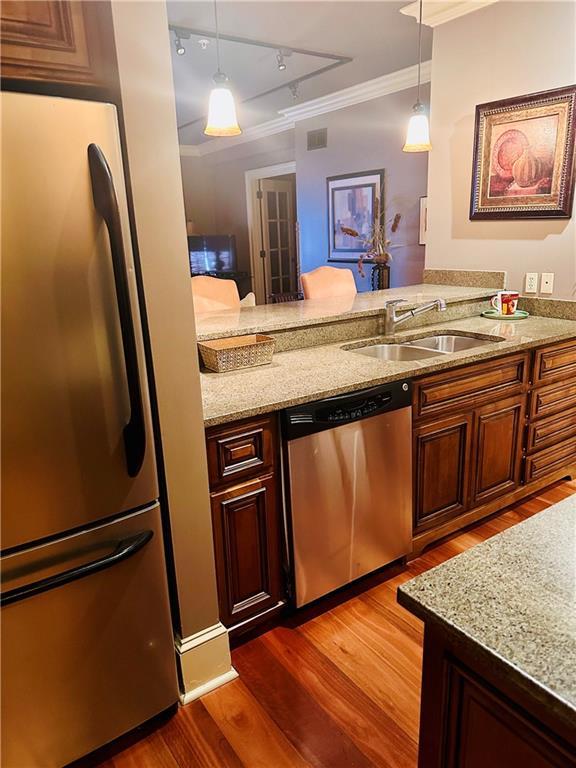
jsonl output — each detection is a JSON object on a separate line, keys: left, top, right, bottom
{"left": 300, "top": 266, "right": 357, "bottom": 300}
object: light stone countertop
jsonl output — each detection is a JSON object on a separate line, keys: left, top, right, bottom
{"left": 194, "top": 284, "right": 495, "bottom": 341}
{"left": 200, "top": 314, "right": 576, "bottom": 426}
{"left": 398, "top": 495, "right": 576, "bottom": 724}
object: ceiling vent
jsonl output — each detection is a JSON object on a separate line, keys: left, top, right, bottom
{"left": 307, "top": 128, "right": 327, "bottom": 151}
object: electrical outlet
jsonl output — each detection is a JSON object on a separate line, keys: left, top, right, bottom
{"left": 541, "top": 273, "right": 554, "bottom": 294}
{"left": 525, "top": 272, "right": 538, "bottom": 293}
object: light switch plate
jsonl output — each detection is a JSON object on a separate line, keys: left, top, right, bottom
{"left": 525, "top": 273, "right": 538, "bottom": 293}
{"left": 541, "top": 273, "right": 554, "bottom": 294}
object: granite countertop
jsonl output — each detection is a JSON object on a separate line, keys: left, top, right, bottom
{"left": 200, "top": 314, "right": 576, "bottom": 426}
{"left": 194, "top": 284, "right": 495, "bottom": 341}
{"left": 398, "top": 496, "right": 576, "bottom": 725}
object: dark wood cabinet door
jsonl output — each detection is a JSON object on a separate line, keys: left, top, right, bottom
{"left": 471, "top": 396, "right": 525, "bottom": 507}
{"left": 414, "top": 414, "right": 473, "bottom": 533}
{"left": 211, "top": 475, "right": 283, "bottom": 629}
{"left": 0, "top": 1, "right": 112, "bottom": 86}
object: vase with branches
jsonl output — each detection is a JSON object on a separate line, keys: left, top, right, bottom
{"left": 340, "top": 178, "right": 402, "bottom": 290}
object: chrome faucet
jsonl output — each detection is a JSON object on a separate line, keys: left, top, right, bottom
{"left": 382, "top": 297, "right": 447, "bottom": 335}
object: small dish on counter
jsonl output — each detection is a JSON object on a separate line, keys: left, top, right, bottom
{"left": 198, "top": 334, "right": 275, "bottom": 372}
{"left": 481, "top": 309, "right": 530, "bottom": 320}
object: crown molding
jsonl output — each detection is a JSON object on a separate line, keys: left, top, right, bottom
{"left": 180, "top": 116, "right": 295, "bottom": 158}
{"left": 278, "top": 60, "right": 431, "bottom": 122}
{"left": 399, "top": 0, "right": 500, "bottom": 27}
{"left": 179, "top": 59, "right": 431, "bottom": 159}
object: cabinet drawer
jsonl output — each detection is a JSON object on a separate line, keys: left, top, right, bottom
{"left": 533, "top": 339, "right": 576, "bottom": 386}
{"left": 413, "top": 354, "right": 528, "bottom": 420}
{"left": 529, "top": 379, "right": 576, "bottom": 421}
{"left": 524, "top": 437, "right": 576, "bottom": 484}
{"left": 526, "top": 409, "right": 576, "bottom": 454}
{"left": 206, "top": 415, "right": 276, "bottom": 488}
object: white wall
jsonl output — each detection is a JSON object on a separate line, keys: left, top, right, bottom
{"left": 426, "top": 1, "right": 576, "bottom": 299}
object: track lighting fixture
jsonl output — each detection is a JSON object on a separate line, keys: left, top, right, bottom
{"left": 175, "top": 34, "right": 185, "bottom": 56}
{"left": 277, "top": 51, "right": 287, "bottom": 71}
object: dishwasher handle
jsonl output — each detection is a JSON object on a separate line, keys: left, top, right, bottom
{"left": 283, "top": 380, "right": 412, "bottom": 440}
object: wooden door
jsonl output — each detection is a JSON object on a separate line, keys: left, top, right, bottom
{"left": 258, "top": 178, "right": 298, "bottom": 302}
{"left": 414, "top": 413, "right": 473, "bottom": 533}
{"left": 0, "top": 1, "right": 112, "bottom": 86}
{"left": 210, "top": 475, "right": 283, "bottom": 628}
{"left": 471, "top": 396, "right": 525, "bottom": 507}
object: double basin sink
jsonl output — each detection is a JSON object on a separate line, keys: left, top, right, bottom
{"left": 352, "top": 334, "right": 502, "bottom": 361}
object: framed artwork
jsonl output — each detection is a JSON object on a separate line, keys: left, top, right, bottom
{"left": 327, "top": 169, "right": 384, "bottom": 261}
{"left": 470, "top": 85, "right": 576, "bottom": 219}
{"left": 419, "top": 196, "right": 428, "bottom": 245}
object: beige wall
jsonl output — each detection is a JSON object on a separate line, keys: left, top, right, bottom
{"left": 426, "top": 1, "right": 576, "bottom": 299}
{"left": 111, "top": 1, "right": 233, "bottom": 694}
{"left": 180, "top": 130, "right": 295, "bottom": 276}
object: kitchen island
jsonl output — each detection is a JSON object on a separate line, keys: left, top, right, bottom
{"left": 398, "top": 495, "right": 576, "bottom": 766}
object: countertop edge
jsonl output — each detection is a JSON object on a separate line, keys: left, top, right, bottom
{"left": 396, "top": 584, "right": 576, "bottom": 729}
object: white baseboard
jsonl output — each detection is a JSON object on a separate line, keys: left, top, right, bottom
{"left": 179, "top": 667, "right": 239, "bottom": 705}
{"left": 175, "top": 621, "right": 236, "bottom": 703}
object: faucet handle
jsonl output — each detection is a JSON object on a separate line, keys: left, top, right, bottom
{"left": 383, "top": 298, "right": 407, "bottom": 308}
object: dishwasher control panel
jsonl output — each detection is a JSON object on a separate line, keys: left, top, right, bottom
{"left": 284, "top": 380, "right": 412, "bottom": 440}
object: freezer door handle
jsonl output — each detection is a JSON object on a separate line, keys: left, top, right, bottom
{"left": 0, "top": 531, "right": 154, "bottom": 607}
{"left": 88, "top": 143, "right": 146, "bottom": 478}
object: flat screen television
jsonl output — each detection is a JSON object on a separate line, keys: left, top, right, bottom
{"left": 188, "top": 234, "right": 237, "bottom": 275}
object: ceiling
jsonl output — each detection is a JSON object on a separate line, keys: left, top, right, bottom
{"left": 168, "top": 1, "right": 433, "bottom": 145}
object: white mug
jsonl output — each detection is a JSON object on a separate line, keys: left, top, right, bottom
{"left": 490, "top": 291, "right": 519, "bottom": 316}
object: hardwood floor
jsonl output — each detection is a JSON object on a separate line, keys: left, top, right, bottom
{"left": 90, "top": 480, "right": 576, "bottom": 768}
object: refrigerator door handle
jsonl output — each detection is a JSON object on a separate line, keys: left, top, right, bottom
{"left": 1, "top": 531, "right": 154, "bottom": 607}
{"left": 88, "top": 143, "right": 146, "bottom": 478}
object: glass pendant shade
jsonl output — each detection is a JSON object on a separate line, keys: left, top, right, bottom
{"left": 204, "top": 83, "right": 241, "bottom": 137}
{"left": 403, "top": 105, "right": 431, "bottom": 152}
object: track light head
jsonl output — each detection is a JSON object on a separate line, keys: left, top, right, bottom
{"left": 175, "top": 35, "right": 185, "bottom": 55}
{"left": 277, "top": 51, "right": 287, "bottom": 71}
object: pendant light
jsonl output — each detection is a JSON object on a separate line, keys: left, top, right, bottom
{"left": 204, "top": 0, "right": 241, "bottom": 137}
{"left": 403, "top": 0, "right": 431, "bottom": 152}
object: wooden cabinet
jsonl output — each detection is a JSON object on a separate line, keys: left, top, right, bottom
{"left": 412, "top": 341, "right": 576, "bottom": 552}
{"left": 416, "top": 623, "right": 576, "bottom": 768}
{"left": 0, "top": 1, "right": 114, "bottom": 87}
{"left": 413, "top": 354, "right": 529, "bottom": 542}
{"left": 532, "top": 339, "right": 576, "bottom": 386}
{"left": 413, "top": 353, "right": 528, "bottom": 420}
{"left": 210, "top": 475, "right": 282, "bottom": 628}
{"left": 470, "top": 396, "right": 524, "bottom": 507}
{"left": 206, "top": 415, "right": 286, "bottom": 636}
{"left": 414, "top": 414, "right": 472, "bottom": 533}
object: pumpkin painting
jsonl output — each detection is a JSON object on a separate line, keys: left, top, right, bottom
{"left": 512, "top": 149, "right": 543, "bottom": 187}
{"left": 488, "top": 114, "right": 558, "bottom": 198}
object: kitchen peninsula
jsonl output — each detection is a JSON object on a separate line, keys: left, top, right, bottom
{"left": 398, "top": 495, "right": 576, "bottom": 766}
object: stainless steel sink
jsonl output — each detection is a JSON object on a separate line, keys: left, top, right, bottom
{"left": 351, "top": 333, "right": 502, "bottom": 361}
{"left": 353, "top": 344, "right": 444, "bottom": 361}
{"left": 408, "top": 334, "right": 497, "bottom": 353}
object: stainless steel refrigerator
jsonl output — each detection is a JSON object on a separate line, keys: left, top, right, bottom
{"left": 1, "top": 92, "right": 179, "bottom": 767}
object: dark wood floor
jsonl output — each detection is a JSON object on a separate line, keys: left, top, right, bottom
{"left": 94, "top": 480, "right": 576, "bottom": 768}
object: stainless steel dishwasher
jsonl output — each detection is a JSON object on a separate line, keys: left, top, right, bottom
{"left": 283, "top": 381, "right": 413, "bottom": 607}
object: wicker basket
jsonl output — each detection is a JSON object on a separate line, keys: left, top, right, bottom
{"left": 198, "top": 334, "right": 275, "bottom": 372}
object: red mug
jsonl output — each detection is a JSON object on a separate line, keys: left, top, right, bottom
{"left": 490, "top": 291, "right": 519, "bottom": 316}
